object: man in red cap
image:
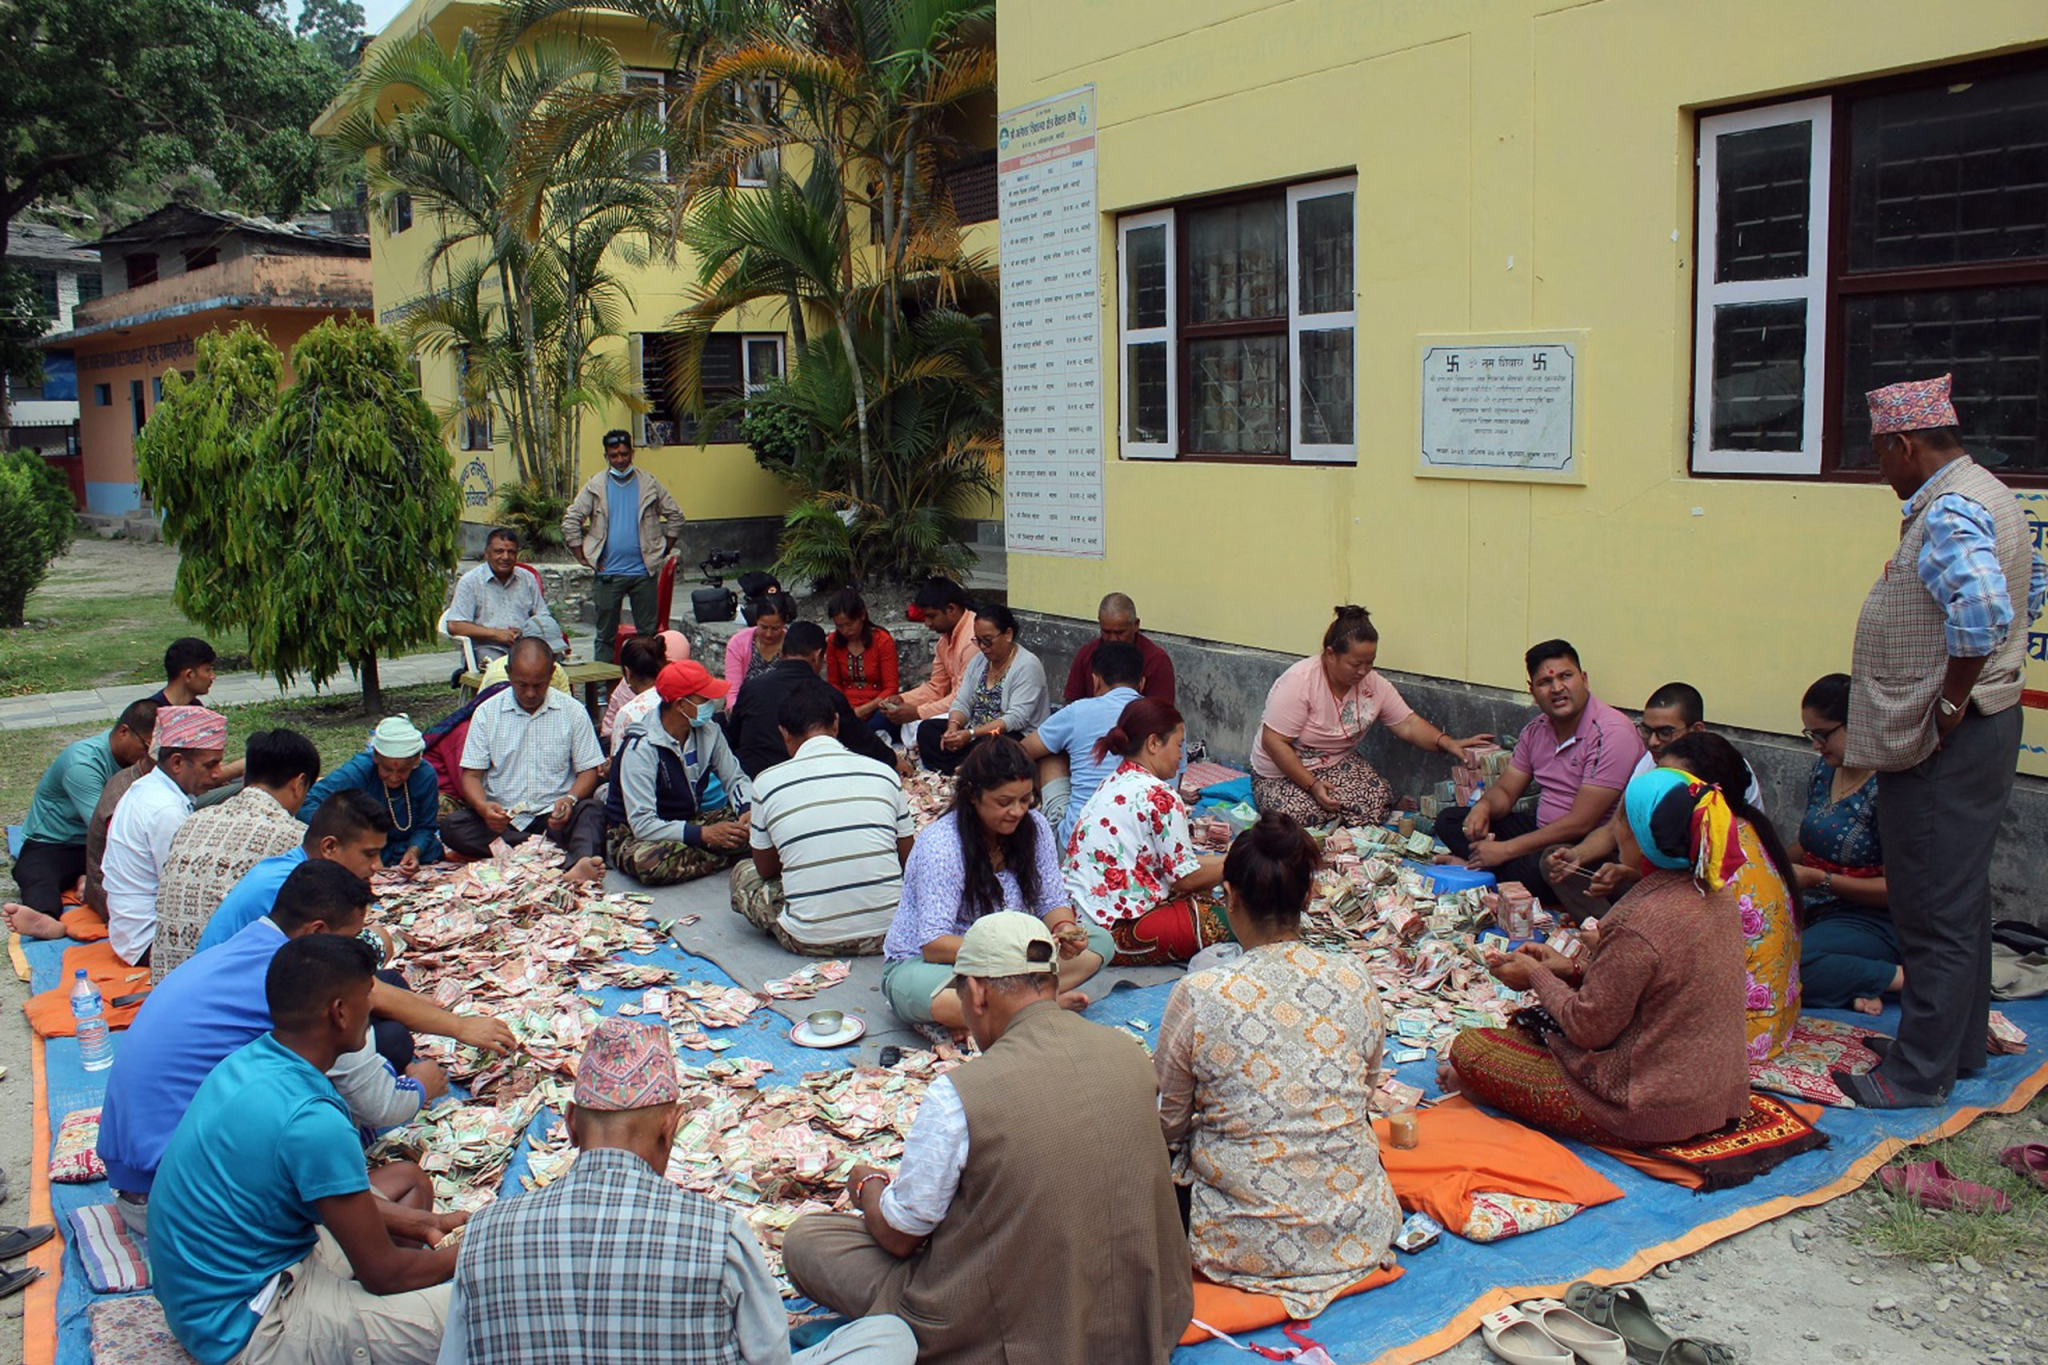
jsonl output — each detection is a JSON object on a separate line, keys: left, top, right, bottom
{"left": 440, "top": 1018, "right": 915, "bottom": 1364}
{"left": 1833, "top": 374, "right": 2047, "bottom": 1109}
{"left": 604, "top": 659, "right": 756, "bottom": 885}
{"left": 448, "top": 638, "right": 609, "bottom": 882}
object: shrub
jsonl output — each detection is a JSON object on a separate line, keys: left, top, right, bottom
{"left": 0, "top": 457, "right": 68, "bottom": 626}
{"left": 494, "top": 481, "right": 568, "bottom": 554}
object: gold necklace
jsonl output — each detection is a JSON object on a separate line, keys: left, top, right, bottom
{"left": 384, "top": 780, "right": 414, "bottom": 832}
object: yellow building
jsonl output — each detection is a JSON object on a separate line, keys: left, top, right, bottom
{"left": 316, "top": 0, "right": 999, "bottom": 557}
{"left": 996, "top": 0, "right": 2048, "bottom": 776}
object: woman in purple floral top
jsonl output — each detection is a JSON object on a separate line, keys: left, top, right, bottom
{"left": 1064, "top": 699, "right": 1228, "bottom": 965}
{"left": 881, "top": 738, "right": 1113, "bottom": 1034}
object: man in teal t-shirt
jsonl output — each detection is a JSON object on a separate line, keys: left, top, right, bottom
{"left": 5, "top": 699, "right": 156, "bottom": 933}
{"left": 150, "top": 935, "right": 465, "bottom": 1365}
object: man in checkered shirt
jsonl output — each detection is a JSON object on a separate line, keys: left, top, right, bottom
{"left": 439, "top": 1019, "right": 915, "bottom": 1364}
{"left": 447, "top": 638, "right": 608, "bottom": 882}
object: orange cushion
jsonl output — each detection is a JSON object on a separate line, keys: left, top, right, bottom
{"left": 59, "top": 906, "right": 108, "bottom": 943}
{"left": 1371, "top": 1095, "right": 1623, "bottom": 1230}
{"left": 1179, "top": 1266, "right": 1402, "bottom": 1345}
{"left": 22, "top": 942, "right": 150, "bottom": 1037}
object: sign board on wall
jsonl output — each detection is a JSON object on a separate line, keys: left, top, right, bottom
{"left": 2019, "top": 491, "right": 2048, "bottom": 774}
{"left": 1417, "top": 333, "right": 1585, "bottom": 483}
{"left": 997, "top": 85, "right": 1104, "bottom": 558}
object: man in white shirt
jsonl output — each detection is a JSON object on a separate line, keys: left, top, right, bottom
{"left": 446, "top": 528, "right": 566, "bottom": 664}
{"left": 446, "top": 638, "right": 607, "bottom": 882}
{"left": 731, "top": 684, "right": 914, "bottom": 957}
{"left": 102, "top": 706, "right": 228, "bottom": 965}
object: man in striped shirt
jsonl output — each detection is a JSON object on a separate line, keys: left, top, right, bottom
{"left": 732, "top": 684, "right": 915, "bottom": 956}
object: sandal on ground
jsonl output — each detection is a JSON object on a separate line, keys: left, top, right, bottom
{"left": 1563, "top": 1282, "right": 1674, "bottom": 1364}
{"left": 1519, "top": 1297, "right": 1627, "bottom": 1365}
{"left": 0, "top": 1265, "right": 42, "bottom": 1300}
{"left": 1877, "top": 1158, "right": 2011, "bottom": 1214}
{"left": 2000, "top": 1143, "right": 2048, "bottom": 1190}
{"left": 1655, "top": 1340, "right": 1738, "bottom": 1365}
{"left": 0, "top": 1224, "right": 53, "bottom": 1260}
{"left": 1481, "top": 1307, "right": 1573, "bottom": 1365}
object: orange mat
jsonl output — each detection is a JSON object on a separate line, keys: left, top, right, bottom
{"left": 22, "top": 942, "right": 150, "bottom": 1038}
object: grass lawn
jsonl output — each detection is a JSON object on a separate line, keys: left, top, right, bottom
{"left": 0, "top": 592, "right": 256, "bottom": 697}
{"left": 0, "top": 683, "right": 464, "bottom": 832}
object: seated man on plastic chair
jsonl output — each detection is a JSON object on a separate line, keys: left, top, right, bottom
{"left": 446, "top": 527, "right": 566, "bottom": 666}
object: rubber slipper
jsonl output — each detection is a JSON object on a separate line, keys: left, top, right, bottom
{"left": 1998, "top": 1144, "right": 2048, "bottom": 1191}
{"left": 0, "top": 1265, "right": 42, "bottom": 1300}
{"left": 1656, "top": 1340, "right": 1738, "bottom": 1365}
{"left": 1481, "top": 1307, "right": 1574, "bottom": 1365}
{"left": 0, "top": 1224, "right": 53, "bottom": 1260}
{"left": 1563, "top": 1282, "right": 1674, "bottom": 1364}
{"left": 1878, "top": 1158, "right": 2011, "bottom": 1214}
{"left": 1520, "top": 1297, "right": 1627, "bottom": 1365}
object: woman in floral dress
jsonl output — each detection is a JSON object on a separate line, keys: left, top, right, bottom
{"left": 1064, "top": 699, "right": 1228, "bottom": 965}
{"left": 1155, "top": 812, "right": 1403, "bottom": 1316}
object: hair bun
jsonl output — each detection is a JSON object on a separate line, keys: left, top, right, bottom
{"left": 1333, "top": 604, "right": 1370, "bottom": 620}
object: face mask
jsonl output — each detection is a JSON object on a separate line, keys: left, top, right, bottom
{"left": 607, "top": 463, "right": 633, "bottom": 481}
{"left": 692, "top": 700, "right": 718, "bottom": 727}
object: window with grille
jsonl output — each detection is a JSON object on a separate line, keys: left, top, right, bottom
{"left": 1693, "top": 59, "right": 2048, "bottom": 481}
{"left": 457, "top": 349, "right": 493, "bottom": 451}
{"left": 638, "top": 332, "right": 784, "bottom": 446}
{"left": 385, "top": 193, "right": 413, "bottom": 235}
{"left": 1116, "top": 176, "right": 1356, "bottom": 463}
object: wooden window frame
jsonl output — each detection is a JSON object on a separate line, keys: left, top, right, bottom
{"left": 1691, "top": 53, "right": 2048, "bottom": 485}
{"left": 1114, "top": 176, "right": 1358, "bottom": 465}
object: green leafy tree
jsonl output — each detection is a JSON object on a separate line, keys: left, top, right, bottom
{"left": 0, "top": 0, "right": 347, "bottom": 257}
{"left": 0, "top": 264, "right": 53, "bottom": 435}
{"left": 251, "top": 318, "right": 460, "bottom": 711}
{"left": 135, "top": 324, "right": 285, "bottom": 630}
{"left": 295, "top": 0, "right": 366, "bottom": 68}
{"left": 0, "top": 450, "right": 76, "bottom": 627}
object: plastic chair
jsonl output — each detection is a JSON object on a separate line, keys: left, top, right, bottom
{"left": 610, "top": 557, "right": 679, "bottom": 662}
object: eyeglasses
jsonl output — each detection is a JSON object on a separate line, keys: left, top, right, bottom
{"left": 1801, "top": 723, "right": 1843, "bottom": 746}
{"left": 972, "top": 635, "right": 1003, "bottom": 650}
{"left": 1636, "top": 723, "right": 1682, "bottom": 743}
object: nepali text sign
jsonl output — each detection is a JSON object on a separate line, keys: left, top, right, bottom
{"left": 998, "top": 85, "right": 1103, "bottom": 558}
{"left": 1417, "top": 335, "right": 1583, "bottom": 483}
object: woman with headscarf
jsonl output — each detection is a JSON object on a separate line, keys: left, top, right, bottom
{"left": 1440, "top": 767, "right": 1751, "bottom": 1146}
{"left": 295, "top": 716, "right": 444, "bottom": 871}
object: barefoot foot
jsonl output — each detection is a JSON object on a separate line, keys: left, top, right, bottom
{"left": 1057, "top": 989, "right": 1090, "bottom": 1012}
{"left": 1435, "top": 1059, "right": 1464, "bottom": 1095}
{"left": 561, "top": 857, "right": 606, "bottom": 886}
{"left": 3, "top": 902, "right": 67, "bottom": 940}
{"left": 1853, "top": 995, "right": 1883, "bottom": 1016}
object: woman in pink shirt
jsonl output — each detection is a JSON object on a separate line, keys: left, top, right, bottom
{"left": 1251, "top": 606, "right": 1493, "bottom": 828}
{"left": 723, "top": 593, "right": 793, "bottom": 705}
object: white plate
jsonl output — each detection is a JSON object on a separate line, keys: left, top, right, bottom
{"left": 790, "top": 1016, "right": 868, "bottom": 1049}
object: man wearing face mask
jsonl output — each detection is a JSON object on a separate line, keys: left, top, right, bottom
{"left": 447, "top": 638, "right": 609, "bottom": 882}
{"left": 563, "top": 429, "right": 686, "bottom": 664}
{"left": 605, "top": 659, "right": 756, "bottom": 886}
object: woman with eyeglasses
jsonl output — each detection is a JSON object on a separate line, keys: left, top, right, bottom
{"left": 1787, "top": 673, "right": 1897, "bottom": 1014}
{"left": 915, "top": 603, "right": 1050, "bottom": 775}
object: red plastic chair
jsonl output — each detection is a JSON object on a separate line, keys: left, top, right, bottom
{"left": 611, "top": 557, "right": 679, "bottom": 661}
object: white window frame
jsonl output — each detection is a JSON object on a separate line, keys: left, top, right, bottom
{"left": 743, "top": 335, "right": 784, "bottom": 393}
{"left": 625, "top": 69, "right": 671, "bottom": 181}
{"left": 734, "top": 80, "right": 781, "bottom": 187}
{"left": 1286, "top": 175, "right": 1358, "bottom": 465}
{"left": 1691, "top": 97, "right": 1831, "bottom": 477}
{"left": 1116, "top": 209, "right": 1177, "bottom": 460}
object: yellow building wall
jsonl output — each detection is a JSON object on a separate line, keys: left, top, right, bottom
{"left": 999, "top": 0, "right": 2048, "bottom": 773}
{"left": 355, "top": 0, "right": 792, "bottom": 526}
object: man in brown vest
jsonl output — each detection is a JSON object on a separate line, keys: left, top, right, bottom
{"left": 783, "top": 913, "right": 1192, "bottom": 1363}
{"left": 1833, "top": 374, "right": 2047, "bottom": 1109}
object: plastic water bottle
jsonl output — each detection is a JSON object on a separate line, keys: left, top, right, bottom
{"left": 72, "top": 970, "right": 113, "bottom": 1072}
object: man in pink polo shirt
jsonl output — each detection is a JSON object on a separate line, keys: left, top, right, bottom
{"left": 1431, "top": 639, "right": 1644, "bottom": 908}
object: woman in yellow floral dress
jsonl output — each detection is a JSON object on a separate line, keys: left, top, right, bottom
{"left": 1154, "top": 812, "right": 1402, "bottom": 1318}
{"left": 1663, "top": 733, "right": 1801, "bottom": 1061}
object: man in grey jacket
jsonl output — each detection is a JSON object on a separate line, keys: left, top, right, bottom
{"left": 562, "top": 430, "right": 686, "bottom": 664}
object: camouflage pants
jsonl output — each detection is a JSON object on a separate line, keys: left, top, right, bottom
{"left": 729, "top": 861, "right": 887, "bottom": 958}
{"left": 606, "top": 814, "right": 738, "bottom": 887}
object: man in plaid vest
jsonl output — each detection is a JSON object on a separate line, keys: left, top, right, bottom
{"left": 1832, "top": 374, "right": 2047, "bottom": 1109}
{"left": 439, "top": 1019, "right": 915, "bottom": 1364}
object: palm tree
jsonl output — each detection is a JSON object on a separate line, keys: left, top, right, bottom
{"left": 331, "top": 28, "right": 669, "bottom": 496}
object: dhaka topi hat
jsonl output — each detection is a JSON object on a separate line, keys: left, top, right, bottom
{"left": 573, "top": 1018, "right": 680, "bottom": 1111}
{"left": 154, "top": 705, "right": 226, "bottom": 754}
{"left": 370, "top": 716, "right": 425, "bottom": 760}
{"left": 655, "top": 659, "right": 728, "bottom": 702}
{"left": 1866, "top": 373, "right": 1957, "bottom": 435}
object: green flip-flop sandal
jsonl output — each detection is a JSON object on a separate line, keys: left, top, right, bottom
{"left": 1563, "top": 1282, "right": 1673, "bottom": 1364}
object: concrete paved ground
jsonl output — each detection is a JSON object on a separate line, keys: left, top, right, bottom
{"left": 0, "top": 651, "right": 470, "bottom": 732}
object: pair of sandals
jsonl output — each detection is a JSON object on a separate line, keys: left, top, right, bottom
{"left": 0, "top": 1223, "right": 54, "bottom": 1300}
{"left": 1482, "top": 1283, "right": 1735, "bottom": 1365}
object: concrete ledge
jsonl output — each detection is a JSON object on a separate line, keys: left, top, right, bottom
{"left": 1016, "top": 609, "right": 2048, "bottom": 923}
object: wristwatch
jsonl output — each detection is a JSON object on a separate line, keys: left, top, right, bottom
{"left": 1937, "top": 697, "right": 1964, "bottom": 719}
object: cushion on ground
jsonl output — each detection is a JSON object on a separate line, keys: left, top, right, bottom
{"left": 86, "top": 1295, "right": 192, "bottom": 1365}
{"left": 1180, "top": 1265, "right": 1402, "bottom": 1345}
{"left": 66, "top": 1204, "right": 149, "bottom": 1293}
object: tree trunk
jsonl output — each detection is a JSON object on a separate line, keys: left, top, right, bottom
{"left": 360, "top": 653, "right": 383, "bottom": 714}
